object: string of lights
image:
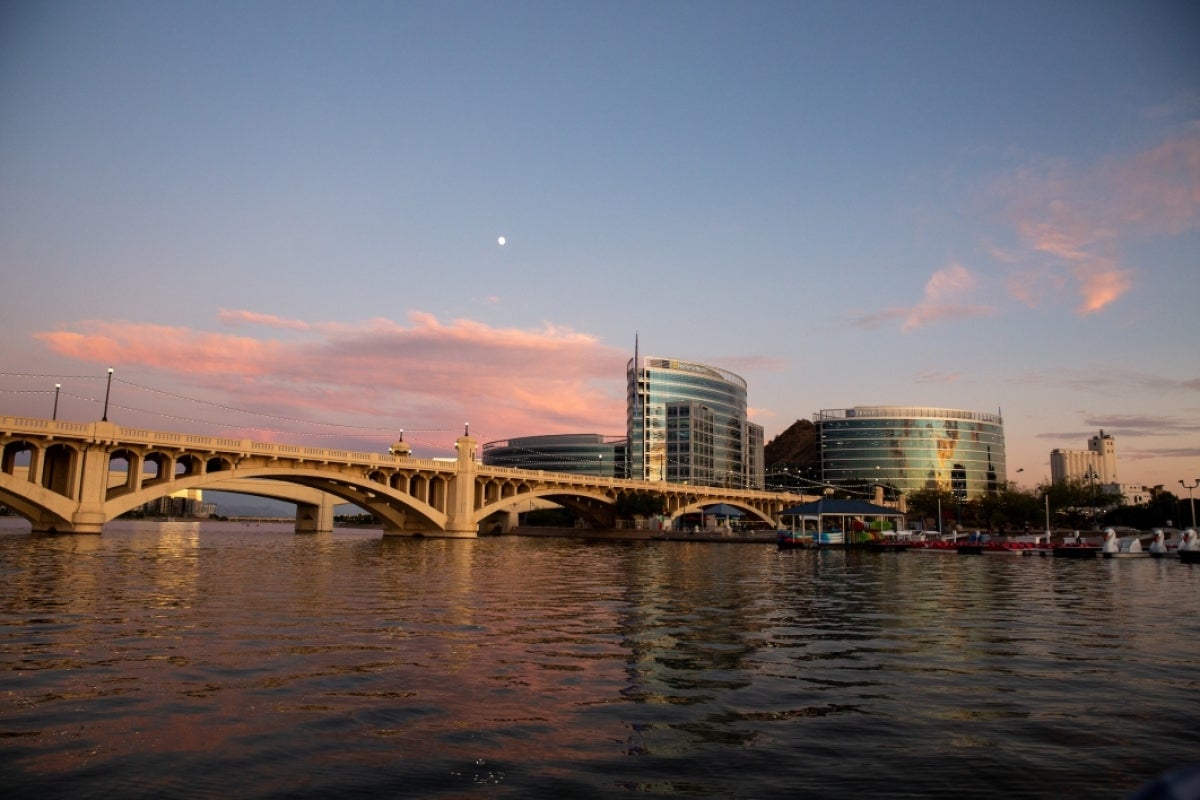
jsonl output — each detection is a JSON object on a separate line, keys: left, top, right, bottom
{"left": 1, "top": 374, "right": 836, "bottom": 494}
{"left": 0, "top": 371, "right": 467, "bottom": 450}
{"left": 4, "top": 374, "right": 816, "bottom": 485}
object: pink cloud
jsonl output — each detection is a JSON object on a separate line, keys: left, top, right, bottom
{"left": 997, "top": 128, "right": 1200, "bottom": 314}
{"left": 33, "top": 312, "right": 629, "bottom": 450}
{"left": 915, "top": 370, "right": 963, "bottom": 384}
{"left": 1074, "top": 263, "right": 1133, "bottom": 314}
{"left": 852, "top": 263, "right": 994, "bottom": 332}
{"left": 217, "top": 309, "right": 314, "bottom": 331}
{"left": 1108, "top": 128, "right": 1200, "bottom": 235}
{"left": 923, "top": 262, "right": 975, "bottom": 299}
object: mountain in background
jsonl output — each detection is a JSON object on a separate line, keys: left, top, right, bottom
{"left": 764, "top": 419, "right": 820, "bottom": 486}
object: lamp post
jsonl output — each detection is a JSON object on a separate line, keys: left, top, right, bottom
{"left": 52, "top": 383, "right": 61, "bottom": 420}
{"left": 101, "top": 367, "right": 114, "bottom": 422}
{"left": 1181, "top": 479, "right": 1200, "bottom": 528}
{"left": 1044, "top": 490, "right": 1051, "bottom": 543}
{"left": 1089, "top": 465, "right": 1104, "bottom": 527}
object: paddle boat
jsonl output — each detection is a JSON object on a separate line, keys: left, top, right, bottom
{"left": 1052, "top": 533, "right": 1101, "bottom": 558}
{"left": 1148, "top": 529, "right": 1172, "bottom": 558}
{"left": 1101, "top": 528, "right": 1148, "bottom": 558}
{"left": 1180, "top": 529, "right": 1200, "bottom": 564}
{"left": 776, "top": 529, "right": 813, "bottom": 550}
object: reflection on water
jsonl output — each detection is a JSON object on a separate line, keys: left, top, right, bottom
{"left": 1, "top": 519, "right": 1198, "bottom": 798}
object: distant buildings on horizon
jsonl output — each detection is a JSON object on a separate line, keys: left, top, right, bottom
{"left": 485, "top": 355, "right": 765, "bottom": 490}
{"left": 481, "top": 352, "right": 1012, "bottom": 499}
{"left": 1051, "top": 430, "right": 1154, "bottom": 506}
{"left": 814, "top": 406, "right": 1005, "bottom": 499}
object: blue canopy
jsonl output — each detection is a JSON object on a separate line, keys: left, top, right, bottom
{"left": 703, "top": 503, "right": 746, "bottom": 517}
{"left": 780, "top": 498, "right": 900, "bottom": 517}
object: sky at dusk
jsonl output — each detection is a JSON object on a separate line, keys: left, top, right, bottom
{"left": 2, "top": 0, "right": 1198, "bottom": 492}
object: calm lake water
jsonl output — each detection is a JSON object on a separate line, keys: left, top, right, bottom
{"left": 1, "top": 518, "right": 1198, "bottom": 799}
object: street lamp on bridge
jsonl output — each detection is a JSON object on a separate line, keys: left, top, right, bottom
{"left": 101, "top": 367, "right": 114, "bottom": 422}
{"left": 52, "top": 383, "right": 60, "bottom": 420}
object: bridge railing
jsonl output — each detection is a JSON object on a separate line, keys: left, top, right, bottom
{"left": 3, "top": 416, "right": 805, "bottom": 504}
{"left": 1, "top": 417, "right": 460, "bottom": 470}
{"left": 2, "top": 417, "right": 93, "bottom": 435}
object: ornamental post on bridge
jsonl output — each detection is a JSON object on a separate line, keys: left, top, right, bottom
{"left": 444, "top": 425, "right": 479, "bottom": 538}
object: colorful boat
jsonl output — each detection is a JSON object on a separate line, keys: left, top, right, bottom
{"left": 1052, "top": 539, "right": 1101, "bottom": 558}
{"left": 776, "top": 530, "right": 813, "bottom": 550}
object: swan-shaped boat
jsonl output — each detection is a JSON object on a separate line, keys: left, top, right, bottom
{"left": 1101, "top": 528, "right": 1147, "bottom": 558}
{"left": 1180, "top": 529, "right": 1200, "bottom": 563}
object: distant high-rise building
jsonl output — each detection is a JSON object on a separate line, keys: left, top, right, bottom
{"left": 627, "top": 356, "right": 764, "bottom": 489}
{"left": 1050, "top": 429, "right": 1116, "bottom": 484}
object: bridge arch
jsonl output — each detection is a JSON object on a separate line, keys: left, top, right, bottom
{"left": 473, "top": 484, "right": 620, "bottom": 530}
{"left": 0, "top": 472, "right": 74, "bottom": 530}
{"left": 671, "top": 500, "right": 776, "bottom": 526}
{"left": 102, "top": 466, "right": 449, "bottom": 534}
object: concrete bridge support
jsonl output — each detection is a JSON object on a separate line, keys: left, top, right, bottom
{"left": 436, "top": 432, "right": 480, "bottom": 538}
{"left": 295, "top": 494, "right": 335, "bottom": 534}
{"left": 67, "top": 442, "right": 111, "bottom": 534}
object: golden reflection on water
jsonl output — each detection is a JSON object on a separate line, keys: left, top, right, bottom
{"left": 1, "top": 519, "right": 1198, "bottom": 798}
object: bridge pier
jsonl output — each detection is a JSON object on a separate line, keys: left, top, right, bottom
{"left": 295, "top": 496, "right": 335, "bottom": 534}
{"left": 61, "top": 440, "right": 111, "bottom": 534}
{"left": 440, "top": 432, "right": 481, "bottom": 538}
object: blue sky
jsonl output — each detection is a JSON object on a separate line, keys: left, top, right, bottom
{"left": 2, "top": 0, "right": 1198, "bottom": 490}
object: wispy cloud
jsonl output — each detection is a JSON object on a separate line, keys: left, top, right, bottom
{"left": 996, "top": 127, "right": 1200, "bottom": 314}
{"left": 915, "top": 369, "right": 965, "bottom": 384}
{"left": 853, "top": 262, "right": 995, "bottom": 332}
{"left": 1012, "top": 366, "right": 1200, "bottom": 397}
{"left": 34, "top": 311, "right": 629, "bottom": 448}
{"left": 1034, "top": 410, "right": 1200, "bottom": 465}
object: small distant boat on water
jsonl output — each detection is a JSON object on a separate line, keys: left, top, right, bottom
{"left": 866, "top": 539, "right": 913, "bottom": 552}
{"left": 954, "top": 540, "right": 1040, "bottom": 555}
{"left": 776, "top": 529, "right": 813, "bottom": 550}
{"left": 1052, "top": 533, "right": 1102, "bottom": 558}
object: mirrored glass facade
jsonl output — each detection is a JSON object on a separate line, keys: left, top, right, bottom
{"left": 815, "top": 407, "right": 1006, "bottom": 498}
{"left": 627, "top": 357, "right": 764, "bottom": 488}
{"left": 481, "top": 434, "right": 624, "bottom": 477}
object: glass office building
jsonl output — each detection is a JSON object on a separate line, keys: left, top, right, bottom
{"left": 481, "top": 434, "right": 624, "bottom": 477}
{"left": 815, "top": 406, "right": 1006, "bottom": 498}
{"left": 627, "top": 356, "right": 764, "bottom": 489}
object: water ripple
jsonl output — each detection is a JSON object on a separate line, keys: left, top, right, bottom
{"left": 1, "top": 521, "right": 1198, "bottom": 798}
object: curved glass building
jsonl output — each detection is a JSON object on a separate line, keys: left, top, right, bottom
{"left": 627, "top": 356, "right": 764, "bottom": 488}
{"left": 815, "top": 406, "right": 1005, "bottom": 498}
{"left": 481, "top": 434, "right": 624, "bottom": 477}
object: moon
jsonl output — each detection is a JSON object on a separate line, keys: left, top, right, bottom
{"left": 497, "top": 236, "right": 506, "bottom": 246}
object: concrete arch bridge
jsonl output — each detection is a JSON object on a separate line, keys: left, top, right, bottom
{"left": 1, "top": 417, "right": 811, "bottom": 537}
